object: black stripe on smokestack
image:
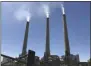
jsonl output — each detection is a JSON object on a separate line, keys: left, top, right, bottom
{"left": 62, "top": 14, "right": 70, "bottom": 56}
{"left": 22, "top": 21, "right": 30, "bottom": 55}
{"left": 44, "top": 17, "right": 50, "bottom": 61}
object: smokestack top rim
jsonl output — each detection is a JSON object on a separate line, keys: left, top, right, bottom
{"left": 27, "top": 21, "right": 30, "bottom": 23}
{"left": 46, "top": 17, "right": 49, "bottom": 18}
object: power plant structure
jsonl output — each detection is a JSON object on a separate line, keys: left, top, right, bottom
{"left": 1, "top": 4, "right": 90, "bottom": 66}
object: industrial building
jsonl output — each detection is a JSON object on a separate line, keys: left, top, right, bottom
{"left": 1, "top": 4, "right": 90, "bottom": 66}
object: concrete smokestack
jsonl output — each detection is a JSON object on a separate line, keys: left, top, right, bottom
{"left": 88, "top": 2, "right": 91, "bottom": 65}
{"left": 63, "top": 13, "right": 71, "bottom": 66}
{"left": 44, "top": 17, "right": 50, "bottom": 61}
{"left": 61, "top": 4, "right": 70, "bottom": 66}
{"left": 88, "top": 14, "right": 91, "bottom": 65}
{"left": 90, "top": 14, "right": 91, "bottom": 65}
{"left": 62, "top": 14, "right": 70, "bottom": 56}
{"left": 22, "top": 21, "right": 30, "bottom": 55}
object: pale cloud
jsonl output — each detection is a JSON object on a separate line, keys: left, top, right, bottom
{"left": 2, "top": 2, "right": 64, "bottom": 22}
{"left": 14, "top": 4, "right": 31, "bottom": 21}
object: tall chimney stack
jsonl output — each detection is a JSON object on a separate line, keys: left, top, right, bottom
{"left": 61, "top": 4, "right": 71, "bottom": 66}
{"left": 22, "top": 21, "right": 30, "bottom": 55}
{"left": 44, "top": 17, "right": 50, "bottom": 61}
{"left": 88, "top": 12, "right": 91, "bottom": 65}
{"left": 63, "top": 14, "right": 70, "bottom": 56}
{"left": 88, "top": 2, "right": 91, "bottom": 65}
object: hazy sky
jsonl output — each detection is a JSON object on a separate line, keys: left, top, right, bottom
{"left": 1, "top": 2, "right": 90, "bottom": 62}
